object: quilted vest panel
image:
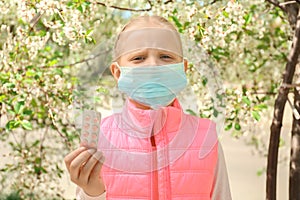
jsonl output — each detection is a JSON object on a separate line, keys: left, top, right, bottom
{"left": 98, "top": 99, "right": 218, "bottom": 200}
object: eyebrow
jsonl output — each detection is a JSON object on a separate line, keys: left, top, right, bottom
{"left": 127, "top": 49, "right": 179, "bottom": 56}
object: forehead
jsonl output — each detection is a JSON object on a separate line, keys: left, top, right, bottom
{"left": 114, "top": 28, "right": 183, "bottom": 60}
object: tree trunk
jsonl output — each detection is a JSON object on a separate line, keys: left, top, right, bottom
{"left": 289, "top": 65, "right": 300, "bottom": 200}
{"left": 266, "top": 8, "right": 300, "bottom": 200}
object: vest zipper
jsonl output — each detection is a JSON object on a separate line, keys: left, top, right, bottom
{"left": 151, "top": 129, "right": 159, "bottom": 200}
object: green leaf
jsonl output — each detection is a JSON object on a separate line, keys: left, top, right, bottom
{"left": 244, "top": 12, "right": 253, "bottom": 25}
{"left": 26, "top": 69, "right": 36, "bottom": 77}
{"left": 14, "top": 101, "right": 25, "bottom": 114}
{"left": 23, "top": 109, "right": 33, "bottom": 116}
{"left": 242, "top": 96, "right": 251, "bottom": 106}
{"left": 23, "top": 78, "right": 34, "bottom": 85}
{"left": 222, "top": 11, "right": 229, "bottom": 18}
{"left": 252, "top": 110, "right": 261, "bottom": 121}
{"left": 254, "top": 104, "right": 268, "bottom": 111}
{"left": 171, "top": 16, "right": 182, "bottom": 28}
{"left": 202, "top": 76, "right": 208, "bottom": 86}
{"left": 213, "top": 108, "right": 219, "bottom": 118}
{"left": 86, "top": 29, "right": 93, "bottom": 36}
{"left": 0, "top": 72, "right": 10, "bottom": 82}
{"left": 225, "top": 123, "right": 233, "bottom": 131}
{"left": 54, "top": 68, "right": 63, "bottom": 76}
{"left": 234, "top": 123, "right": 241, "bottom": 131}
{"left": 5, "top": 120, "right": 21, "bottom": 131}
{"left": 0, "top": 94, "right": 6, "bottom": 102}
{"left": 4, "top": 83, "right": 15, "bottom": 88}
{"left": 21, "top": 120, "right": 33, "bottom": 130}
{"left": 31, "top": 140, "right": 40, "bottom": 148}
{"left": 279, "top": 137, "right": 285, "bottom": 147}
{"left": 77, "top": 4, "right": 84, "bottom": 13}
{"left": 256, "top": 168, "right": 265, "bottom": 177}
{"left": 38, "top": 30, "right": 47, "bottom": 37}
{"left": 34, "top": 165, "right": 47, "bottom": 174}
{"left": 186, "top": 109, "right": 197, "bottom": 116}
{"left": 48, "top": 59, "right": 58, "bottom": 66}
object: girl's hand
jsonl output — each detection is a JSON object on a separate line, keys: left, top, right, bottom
{"left": 64, "top": 147, "right": 105, "bottom": 196}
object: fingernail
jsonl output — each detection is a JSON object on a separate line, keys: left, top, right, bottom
{"left": 87, "top": 148, "right": 96, "bottom": 154}
{"left": 99, "top": 154, "right": 106, "bottom": 163}
{"left": 92, "top": 151, "right": 103, "bottom": 160}
{"left": 79, "top": 146, "right": 86, "bottom": 151}
{"left": 100, "top": 157, "right": 105, "bottom": 163}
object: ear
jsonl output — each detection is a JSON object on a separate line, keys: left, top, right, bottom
{"left": 183, "top": 58, "right": 188, "bottom": 72}
{"left": 110, "top": 62, "right": 121, "bottom": 81}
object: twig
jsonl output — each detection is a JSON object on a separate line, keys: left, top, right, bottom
{"left": 279, "top": 0, "right": 298, "bottom": 6}
{"left": 281, "top": 82, "right": 300, "bottom": 88}
{"left": 201, "top": 0, "right": 220, "bottom": 7}
{"left": 265, "top": 0, "right": 286, "bottom": 11}
{"left": 287, "top": 95, "right": 300, "bottom": 119}
{"left": 30, "top": 12, "right": 43, "bottom": 28}
{"left": 164, "top": 0, "right": 174, "bottom": 4}
{"left": 93, "top": 1, "right": 152, "bottom": 12}
{"left": 250, "top": 91, "right": 278, "bottom": 95}
{"left": 41, "top": 48, "right": 111, "bottom": 69}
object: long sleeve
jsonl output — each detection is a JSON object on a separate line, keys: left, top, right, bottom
{"left": 211, "top": 143, "right": 232, "bottom": 200}
{"left": 76, "top": 187, "right": 106, "bottom": 200}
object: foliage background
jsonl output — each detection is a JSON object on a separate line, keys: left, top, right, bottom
{"left": 0, "top": 0, "right": 294, "bottom": 199}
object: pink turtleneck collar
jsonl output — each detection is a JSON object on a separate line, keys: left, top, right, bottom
{"left": 118, "top": 98, "right": 184, "bottom": 136}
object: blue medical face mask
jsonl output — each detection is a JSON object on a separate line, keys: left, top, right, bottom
{"left": 117, "top": 62, "right": 187, "bottom": 109}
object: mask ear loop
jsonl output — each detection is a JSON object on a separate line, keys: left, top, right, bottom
{"left": 113, "top": 62, "right": 120, "bottom": 68}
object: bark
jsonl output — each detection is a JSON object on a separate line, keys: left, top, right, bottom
{"left": 266, "top": 8, "right": 300, "bottom": 200}
{"left": 289, "top": 66, "right": 300, "bottom": 200}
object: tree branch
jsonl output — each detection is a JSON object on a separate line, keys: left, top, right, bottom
{"left": 281, "top": 82, "right": 300, "bottom": 88}
{"left": 93, "top": 1, "right": 152, "bottom": 12}
{"left": 265, "top": 0, "right": 286, "bottom": 11}
{"left": 164, "top": 0, "right": 174, "bottom": 4}
{"left": 266, "top": 8, "right": 300, "bottom": 200}
{"left": 250, "top": 91, "right": 278, "bottom": 95}
{"left": 289, "top": 72, "right": 300, "bottom": 198}
{"left": 41, "top": 48, "right": 111, "bottom": 69}
{"left": 280, "top": 1, "right": 298, "bottom": 6}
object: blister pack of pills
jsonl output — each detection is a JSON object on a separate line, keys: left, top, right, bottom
{"left": 80, "top": 110, "right": 101, "bottom": 148}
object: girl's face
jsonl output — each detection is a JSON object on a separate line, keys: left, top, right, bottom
{"left": 110, "top": 49, "right": 188, "bottom": 110}
{"left": 110, "top": 23, "right": 187, "bottom": 109}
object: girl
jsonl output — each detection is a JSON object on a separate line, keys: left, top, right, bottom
{"left": 64, "top": 15, "right": 232, "bottom": 200}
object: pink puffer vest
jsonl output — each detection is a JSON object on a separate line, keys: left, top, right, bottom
{"left": 98, "top": 99, "right": 218, "bottom": 200}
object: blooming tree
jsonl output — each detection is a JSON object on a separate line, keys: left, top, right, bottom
{"left": 0, "top": 0, "right": 298, "bottom": 199}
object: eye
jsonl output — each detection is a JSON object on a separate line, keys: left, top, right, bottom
{"left": 129, "top": 55, "right": 147, "bottom": 63}
{"left": 160, "top": 54, "right": 174, "bottom": 60}
{"left": 132, "top": 56, "right": 145, "bottom": 61}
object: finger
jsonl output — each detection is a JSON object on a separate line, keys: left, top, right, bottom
{"left": 69, "top": 148, "right": 96, "bottom": 181}
{"left": 89, "top": 158, "right": 104, "bottom": 180}
{"left": 64, "top": 146, "right": 87, "bottom": 171}
{"left": 80, "top": 151, "right": 103, "bottom": 183}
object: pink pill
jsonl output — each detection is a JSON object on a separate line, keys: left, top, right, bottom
{"left": 81, "top": 140, "right": 88, "bottom": 146}
{"left": 84, "top": 123, "right": 90, "bottom": 129}
{"left": 93, "top": 118, "right": 99, "bottom": 123}
{"left": 82, "top": 132, "right": 89, "bottom": 137}
{"left": 92, "top": 125, "right": 98, "bottom": 132}
{"left": 90, "top": 141, "right": 97, "bottom": 148}
{"left": 85, "top": 115, "right": 91, "bottom": 121}
{"left": 91, "top": 134, "right": 98, "bottom": 140}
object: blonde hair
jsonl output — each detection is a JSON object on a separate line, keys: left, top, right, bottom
{"left": 120, "top": 15, "right": 177, "bottom": 32}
